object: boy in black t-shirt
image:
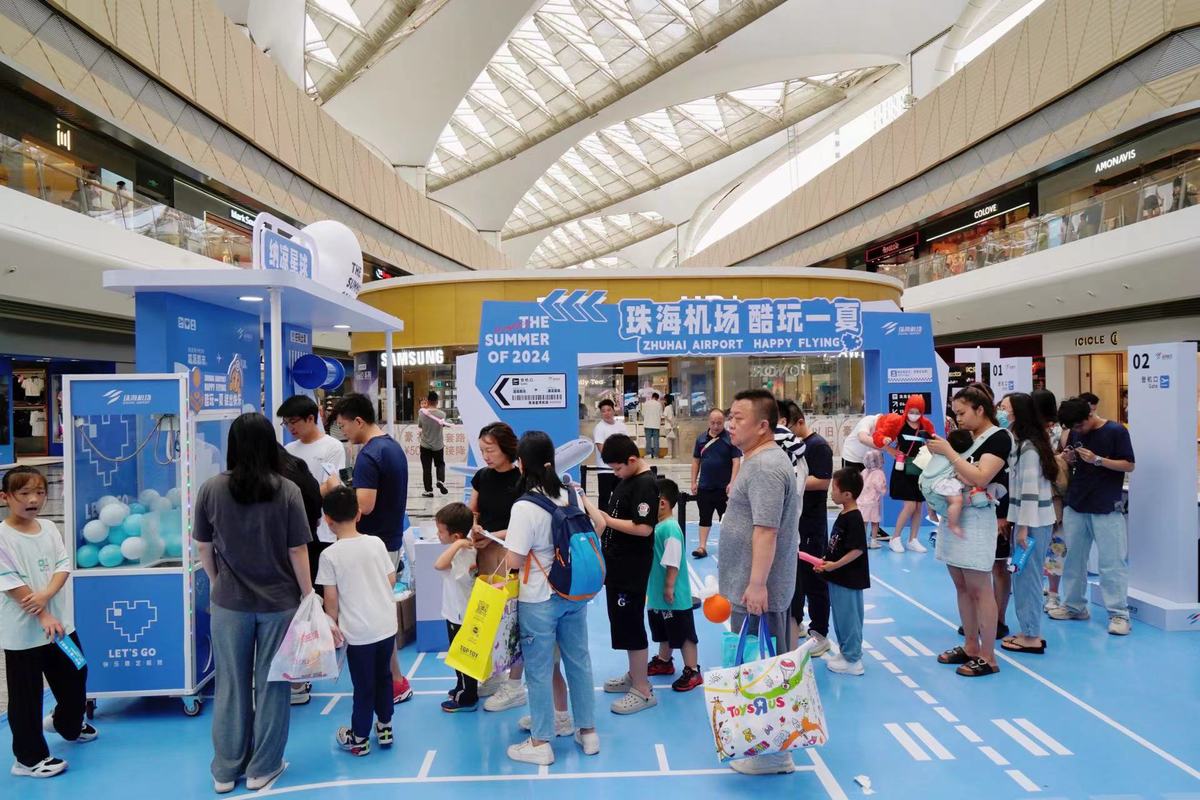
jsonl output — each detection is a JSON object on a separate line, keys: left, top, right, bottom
{"left": 584, "top": 434, "right": 659, "bottom": 715}
{"left": 815, "top": 468, "right": 869, "bottom": 677}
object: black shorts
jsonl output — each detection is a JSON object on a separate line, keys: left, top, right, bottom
{"left": 695, "top": 488, "right": 727, "bottom": 527}
{"left": 605, "top": 585, "right": 648, "bottom": 651}
{"left": 995, "top": 527, "right": 1011, "bottom": 561}
{"left": 648, "top": 608, "right": 698, "bottom": 649}
{"left": 842, "top": 460, "right": 865, "bottom": 473}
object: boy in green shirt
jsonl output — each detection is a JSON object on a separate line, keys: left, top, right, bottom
{"left": 645, "top": 478, "right": 702, "bottom": 692}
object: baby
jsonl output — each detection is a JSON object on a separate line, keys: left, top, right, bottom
{"left": 932, "top": 429, "right": 975, "bottom": 537}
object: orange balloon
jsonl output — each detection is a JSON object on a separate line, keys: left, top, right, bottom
{"left": 703, "top": 594, "right": 732, "bottom": 624}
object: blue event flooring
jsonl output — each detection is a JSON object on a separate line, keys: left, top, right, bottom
{"left": 4, "top": 521, "right": 1200, "bottom": 799}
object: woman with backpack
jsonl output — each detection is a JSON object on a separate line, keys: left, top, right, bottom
{"left": 925, "top": 387, "right": 1012, "bottom": 677}
{"left": 1033, "top": 389, "right": 1070, "bottom": 611}
{"left": 998, "top": 393, "right": 1059, "bottom": 654}
{"left": 503, "top": 431, "right": 600, "bottom": 766}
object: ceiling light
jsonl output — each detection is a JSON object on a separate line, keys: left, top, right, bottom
{"left": 239, "top": 295, "right": 264, "bottom": 302}
{"left": 333, "top": 324, "right": 351, "bottom": 330}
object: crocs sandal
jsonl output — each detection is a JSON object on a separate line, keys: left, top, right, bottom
{"left": 956, "top": 658, "right": 999, "bottom": 677}
{"left": 937, "top": 646, "right": 970, "bottom": 665}
{"left": 1000, "top": 639, "right": 1046, "bottom": 654}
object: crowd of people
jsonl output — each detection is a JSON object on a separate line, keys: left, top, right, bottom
{"left": 0, "top": 381, "right": 1136, "bottom": 786}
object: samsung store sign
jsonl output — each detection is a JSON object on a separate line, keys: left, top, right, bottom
{"left": 380, "top": 348, "right": 445, "bottom": 367}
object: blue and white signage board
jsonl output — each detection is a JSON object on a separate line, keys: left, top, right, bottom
{"left": 1124, "top": 341, "right": 1200, "bottom": 630}
{"left": 467, "top": 291, "right": 941, "bottom": 526}
{"left": 253, "top": 213, "right": 317, "bottom": 279}
{"left": 988, "top": 357, "right": 1033, "bottom": 395}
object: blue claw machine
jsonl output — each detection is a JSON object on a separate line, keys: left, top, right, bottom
{"left": 64, "top": 374, "right": 237, "bottom": 715}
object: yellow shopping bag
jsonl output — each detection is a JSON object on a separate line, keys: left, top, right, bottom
{"left": 445, "top": 574, "right": 519, "bottom": 682}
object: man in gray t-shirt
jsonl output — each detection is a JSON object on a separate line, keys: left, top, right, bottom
{"left": 417, "top": 391, "right": 448, "bottom": 497}
{"left": 717, "top": 389, "right": 802, "bottom": 776}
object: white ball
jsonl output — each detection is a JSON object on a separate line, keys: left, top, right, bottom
{"left": 96, "top": 495, "right": 119, "bottom": 511}
{"left": 120, "top": 536, "right": 146, "bottom": 561}
{"left": 82, "top": 520, "right": 109, "bottom": 544}
{"left": 166, "top": 488, "right": 181, "bottom": 508}
{"left": 99, "top": 503, "right": 129, "bottom": 527}
{"left": 151, "top": 497, "right": 173, "bottom": 514}
{"left": 301, "top": 220, "right": 363, "bottom": 298}
{"left": 138, "top": 489, "right": 161, "bottom": 506}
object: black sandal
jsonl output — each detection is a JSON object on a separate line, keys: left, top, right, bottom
{"left": 937, "top": 646, "right": 970, "bottom": 665}
{"left": 956, "top": 658, "right": 999, "bottom": 677}
{"left": 691, "top": 548, "right": 708, "bottom": 559}
{"left": 1000, "top": 638, "right": 1046, "bottom": 654}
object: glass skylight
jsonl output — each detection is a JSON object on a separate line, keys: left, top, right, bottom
{"left": 527, "top": 211, "right": 671, "bottom": 269}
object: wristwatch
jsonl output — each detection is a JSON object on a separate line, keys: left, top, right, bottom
{"left": 1092, "top": 454, "right": 1103, "bottom": 466}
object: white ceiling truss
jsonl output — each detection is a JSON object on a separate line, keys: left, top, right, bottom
{"left": 562, "top": 255, "right": 637, "bottom": 269}
{"left": 504, "top": 67, "right": 887, "bottom": 240}
{"left": 527, "top": 211, "right": 673, "bottom": 269}
{"left": 427, "top": 0, "right": 787, "bottom": 189}
{"left": 304, "top": 0, "right": 451, "bottom": 101}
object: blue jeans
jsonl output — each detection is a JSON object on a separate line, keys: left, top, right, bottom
{"left": 519, "top": 596, "right": 595, "bottom": 742}
{"left": 645, "top": 428, "right": 659, "bottom": 457}
{"left": 209, "top": 604, "right": 296, "bottom": 783}
{"left": 1061, "top": 508, "right": 1129, "bottom": 620}
{"left": 1013, "top": 524, "right": 1053, "bottom": 638}
{"left": 347, "top": 636, "right": 394, "bottom": 738}
{"left": 827, "top": 584, "right": 864, "bottom": 663}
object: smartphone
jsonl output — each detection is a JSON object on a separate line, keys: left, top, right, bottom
{"left": 338, "top": 467, "right": 354, "bottom": 487}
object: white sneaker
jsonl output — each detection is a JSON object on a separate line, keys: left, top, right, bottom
{"left": 246, "top": 761, "right": 287, "bottom": 790}
{"left": 213, "top": 778, "right": 235, "bottom": 793}
{"left": 1043, "top": 592, "right": 1061, "bottom": 612}
{"left": 42, "top": 714, "right": 98, "bottom": 742}
{"left": 484, "top": 680, "right": 528, "bottom": 712}
{"left": 507, "top": 738, "right": 555, "bottom": 766}
{"left": 610, "top": 687, "right": 657, "bottom": 715}
{"left": 603, "top": 673, "right": 632, "bottom": 694}
{"left": 806, "top": 632, "right": 831, "bottom": 657}
{"left": 289, "top": 682, "right": 311, "bottom": 705}
{"left": 1108, "top": 617, "right": 1131, "bottom": 636}
{"left": 478, "top": 672, "right": 506, "bottom": 698}
{"left": 889, "top": 537, "right": 905, "bottom": 553}
{"left": 824, "top": 654, "right": 847, "bottom": 670}
{"left": 518, "top": 711, "right": 574, "bottom": 737}
{"left": 1048, "top": 606, "right": 1090, "bottom": 621}
{"left": 729, "top": 753, "right": 796, "bottom": 774}
{"left": 826, "top": 658, "right": 865, "bottom": 676}
{"left": 11, "top": 757, "right": 67, "bottom": 778}
{"left": 574, "top": 729, "right": 601, "bottom": 755}
{"left": 908, "top": 539, "right": 928, "bottom": 553}
{"left": 867, "top": 539, "right": 881, "bottom": 549}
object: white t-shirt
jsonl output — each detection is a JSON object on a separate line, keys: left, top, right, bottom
{"left": 286, "top": 435, "right": 347, "bottom": 543}
{"left": 0, "top": 519, "right": 72, "bottom": 651}
{"left": 315, "top": 535, "right": 398, "bottom": 645}
{"left": 840, "top": 414, "right": 880, "bottom": 465}
{"left": 440, "top": 546, "right": 477, "bottom": 625}
{"left": 642, "top": 399, "right": 663, "bottom": 428}
{"left": 505, "top": 489, "right": 575, "bottom": 603}
{"left": 592, "top": 418, "right": 629, "bottom": 468}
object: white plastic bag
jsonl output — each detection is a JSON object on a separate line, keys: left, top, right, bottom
{"left": 268, "top": 593, "right": 340, "bottom": 682}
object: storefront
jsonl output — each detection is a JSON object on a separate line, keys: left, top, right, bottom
{"left": 172, "top": 180, "right": 260, "bottom": 267}
{"left": 918, "top": 185, "right": 1037, "bottom": 279}
{"left": 1, "top": 356, "right": 117, "bottom": 463}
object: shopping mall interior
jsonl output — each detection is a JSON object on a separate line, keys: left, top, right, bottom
{"left": 1, "top": 1, "right": 1198, "bottom": 797}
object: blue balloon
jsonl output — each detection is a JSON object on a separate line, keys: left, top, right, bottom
{"left": 98, "top": 544, "right": 125, "bottom": 568}
{"left": 164, "top": 535, "right": 183, "bottom": 558}
{"left": 77, "top": 544, "right": 100, "bottom": 569}
{"left": 129, "top": 502, "right": 148, "bottom": 515}
{"left": 121, "top": 513, "right": 144, "bottom": 537}
{"left": 108, "top": 527, "right": 130, "bottom": 545}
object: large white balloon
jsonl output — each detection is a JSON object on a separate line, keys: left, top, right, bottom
{"left": 301, "top": 220, "right": 363, "bottom": 299}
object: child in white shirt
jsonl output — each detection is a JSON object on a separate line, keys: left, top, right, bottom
{"left": 315, "top": 487, "right": 397, "bottom": 757}
{"left": 434, "top": 502, "right": 478, "bottom": 712}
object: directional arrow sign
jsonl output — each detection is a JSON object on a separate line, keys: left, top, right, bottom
{"left": 490, "top": 373, "right": 567, "bottom": 410}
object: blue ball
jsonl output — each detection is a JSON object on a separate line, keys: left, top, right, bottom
{"left": 164, "top": 535, "right": 183, "bottom": 558}
{"left": 77, "top": 544, "right": 100, "bottom": 569}
{"left": 108, "top": 527, "right": 129, "bottom": 545}
{"left": 129, "top": 502, "right": 148, "bottom": 515}
{"left": 98, "top": 544, "right": 125, "bottom": 568}
{"left": 121, "top": 514, "right": 144, "bottom": 537}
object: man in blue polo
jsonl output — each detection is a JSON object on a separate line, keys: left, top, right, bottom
{"left": 690, "top": 408, "right": 741, "bottom": 558}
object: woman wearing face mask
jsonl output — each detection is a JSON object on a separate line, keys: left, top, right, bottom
{"left": 873, "top": 395, "right": 935, "bottom": 553}
{"left": 926, "top": 387, "right": 1012, "bottom": 677}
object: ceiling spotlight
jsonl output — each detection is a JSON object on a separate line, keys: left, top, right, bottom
{"left": 238, "top": 295, "right": 264, "bottom": 302}
{"left": 333, "top": 324, "right": 351, "bottom": 330}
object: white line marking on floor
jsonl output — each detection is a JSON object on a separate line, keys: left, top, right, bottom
{"left": 898, "top": 675, "right": 919, "bottom": 689}
{"left": 320, "top": 696, "right": 340, "bottom": 716}
{"left": 993, "top": 719, "right": 1049, "bottom": 757}
{"left": 861, "top": 639, "right": 875, "bottom": 650}
{"left": 864, "top": 618, "right": 895, "bottom": 625}
{"left": 1013, "top": 718, "right": 1072, "bottom": 756}
{"left": 914, "top": 690, "right": 938, "bottom": 705}
{"left": 686, "top": 563, "right": 704, "bottom": 596}
{"left": 655, "top": 743, "right": 670, "bottom": 772}
{"left": 884, "top": 722, "right": 931, "bottom": 761}
{"left": 807, "top": 748, "right": 849, "bottom": 800}
{"left": 436, "top": 651, "right": 447, "bottom": 660}
{"left": 979, "top": 746, "right": 1009, "bottom": 766}
{"left": 868, "top": 650, "right": 888, "bottom": 663}
{"left": 1005, "top": 769, "right": 1041, "bottom": 792}
{"left": 872, "top": 575, "right": 1200, "bottom": 781}
{"left": 934, "top": 706, "right": 960, "bottom": 724}
{"left": 885, "top": 636, "right": 918, "bottom": 657}
{"left": 906, "top": 722, "right": 954, "bottom": 760}
{"left": 882, "top": 662, "right": 902, "bottom": 674}
{"left": 902, "top": 635, "right": 935, "bottom": 657}
{"left": 408, "top": 652, "right": 427, "bottom": 679}
{"left": 956, "top": 725, "right": 982, "bottom": 744}
{"left": 418, "top": 750, "right": 436, "bottom": 779}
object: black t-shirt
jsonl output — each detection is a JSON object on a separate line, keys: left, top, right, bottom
{"left": 964, "top": 428, "right": 1012, "bottom": 519}
{"left": 603, "top": 469, "right": 658, "bottom": 589}
{"left": 800, "top": 433, "right": 833, "bottom": 524}
{"left": 279, "top": 446, "right": 322, "bottom": 536}
{"left": 823, "top": 509, "right": 870, "bottom": 590}
{"left": 470, "top": 467, "right": 523, "bottom": 532}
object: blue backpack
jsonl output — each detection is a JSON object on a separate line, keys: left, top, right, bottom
{"left": 519, "top": 488, "right": 606, "bottom": 601}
